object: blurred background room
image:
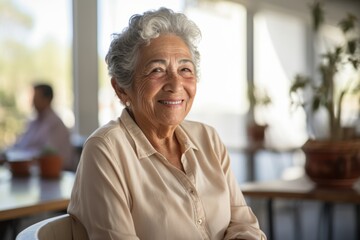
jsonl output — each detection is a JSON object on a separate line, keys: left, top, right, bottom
{"left": 1, "top": 0, "right": 360, "bottom": 239}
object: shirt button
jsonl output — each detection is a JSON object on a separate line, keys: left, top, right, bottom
{"left": 197, "top": 218, "right": 203, "bottom": 225}
{"left": 189, "top": 189, "right": 194, "bottom": 194}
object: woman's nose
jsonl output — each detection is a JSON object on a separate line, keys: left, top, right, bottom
{"left": 163, "top": 71, "right": 183, "bottom": 92}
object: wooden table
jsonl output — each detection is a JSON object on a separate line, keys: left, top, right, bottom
{"left": 241, "top": 176, "right": 360, "bottom": 240}
{"left": 0, "top": 166, "right": 75, "bottom": 237}
{"left": 0, "top": 166, "right": 75, "bottom": 220}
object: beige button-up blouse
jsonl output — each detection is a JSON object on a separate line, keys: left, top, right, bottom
{"left": 68, "top": 109, "right": 266, "bottom": 240}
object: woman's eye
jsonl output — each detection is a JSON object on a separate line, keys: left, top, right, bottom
{"left": 146, "top": 67, "right": 163, "bottom": 75}
{"left": 180, "top": 67, "right": 194, "bottom": 77}
{"left": 152, "top": 68, "right": 163, "bottom": 73}
{"left": 146, "top": 67, "right": 165, "bottom": 77}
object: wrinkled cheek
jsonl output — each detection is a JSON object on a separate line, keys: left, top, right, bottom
{"left": 190, "top": 82, "right": 197, "bottom": 97}
{"left": 140, "top": 100, "right": 154, "bottom": 116}
{"left": 135, "top": 85, "right": 153, "bottom": 111}
{"left": 187, "top": 85, "right": 197, "bottom": 111}
{"left": 185, "top": 100, "right": 194, "bottom": 114}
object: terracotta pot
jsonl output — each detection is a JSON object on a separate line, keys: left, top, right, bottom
{"left": 5, "top": 150, "right": 38, "bottom": 177}
{"left": 38, "top": 154, "right": 63, "bottom": 178}
{"left": 247, "top": 123, "right": 267, "bottom": 144}
{"left": 302, "top": 139, "right": 360, "bottom": 188}
{"left": 8, "top": 159, "right": 33, "bottom": 177}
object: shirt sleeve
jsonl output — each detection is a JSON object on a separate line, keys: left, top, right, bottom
{"left": 223, "top": 172, "right": 267, "bottom": 240}
{"left": 67, "top": 136, "right": 139, "bottom": 240}
{"left": 210, "top": 127, "right": 267, "bottom": 240}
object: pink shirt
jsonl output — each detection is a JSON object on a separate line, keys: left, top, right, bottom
{"left": 68, "top": 109, "right": 266, "bottom": 240}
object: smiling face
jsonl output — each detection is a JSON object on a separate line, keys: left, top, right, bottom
{"left": 124, "top": 34, "right": 197, "bottom": 133}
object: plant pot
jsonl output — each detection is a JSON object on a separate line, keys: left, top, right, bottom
{"left": 302, "top": 139, "right": 360, "bottom": 188}
{"left": 5, "top": 150, "right": 38, "bottom": 177}
{"left": 38, "top": 154, "right": 63, "bottom": 178}
{"left": 8, "top": 159, "right": 33, "bottom": 177}
{"left": 247, "top": 122, "right": 267, "bottom": 144}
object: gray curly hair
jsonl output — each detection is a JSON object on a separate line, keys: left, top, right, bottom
{"left": 105, "top": 7, "right": 202, "bottom": 89}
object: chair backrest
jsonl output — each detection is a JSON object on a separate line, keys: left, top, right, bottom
{"left": 16, "top": 214, "right": 88, "bottom": 240}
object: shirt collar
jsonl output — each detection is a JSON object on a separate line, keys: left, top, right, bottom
{"left": 119, "top": 109, "right": 198, "bottom": 160}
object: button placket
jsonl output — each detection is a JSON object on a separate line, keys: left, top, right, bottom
{"left": 177, "top": 158, "right": 210, "bottom": 239}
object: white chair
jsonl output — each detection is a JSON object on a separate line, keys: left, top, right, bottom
{"left": 16, "top": 214, "right": 88, "bottom": 240}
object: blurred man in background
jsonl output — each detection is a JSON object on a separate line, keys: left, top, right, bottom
{"left": 1, "top": 83, "right": 73, "bottom": 170}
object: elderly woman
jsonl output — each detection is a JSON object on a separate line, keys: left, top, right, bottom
{"left": 68, "top": 7, "right": 266, "bottom": 240}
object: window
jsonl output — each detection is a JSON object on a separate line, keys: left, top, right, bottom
{"left": 254, "top": 9, "right": 308, "bottom": 148}
{"left": 0, "top": 0, "right": 73, "bottom": 149}
{"left": 186, "top": 2, "right": 247, "bottom": 148}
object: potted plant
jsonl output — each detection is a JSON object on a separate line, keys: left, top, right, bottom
{"left": 289, "top": 1, "right": 360, "bottom": 187}
{"left": 4, "top": 149, "right": 38, "bottom": 177}
{"left": 38, "top": 147, "right": 63, "bottom": 178}
{"left": 246, "top": 82, "right": 272, "bottom": 146}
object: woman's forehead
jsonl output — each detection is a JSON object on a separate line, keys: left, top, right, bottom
{"left": 138, "top": 35, "right": 192, "bottom": 63}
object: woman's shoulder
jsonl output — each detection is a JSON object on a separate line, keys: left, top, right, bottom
{"left": 86, "top": 119, "right": 124, "bottom": 142}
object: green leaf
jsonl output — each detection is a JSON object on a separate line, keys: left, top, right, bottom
{"left": 347, "top": 40, "right": 357, "bottom": 54}
{"left": 349, "top": 58, "right": 359, "bottom": 69}
{"left": 40, "top": 147, "right": 58, "bottom": 156}
{"left": 338, "top": 13, "right": 357, "bottom": 33}
{"left": 290, "top": 74, "right": 310, "bottom": 94}
{"left": 312, "top": 96, "right": 321, "bottom": 111}
{"left": 310, "top": 1, "right": 324, "bottom": 32}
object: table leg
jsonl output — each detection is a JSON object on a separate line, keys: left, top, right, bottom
{"left": 266, "top": 198, "right": 274, "bottom": 240}
{"left": 294, "top": 201, "right": 302, "bottom": 240}
{"left": 11, "top": 220, "right": 18, "bottom": 240}
{"left": 246, "top": 150, "right": 256, "bottom": 181}
{"left": 0, "top": 220, "right": 10, "bottom": 238}
{"left": 356, "top": 204, "right": 360, "bottom": 240}
{"left": 0, "top": 219, "right": 20, "bottom": 240}
{"left": 321, "top": 202, "right": 333, "bottom": 240}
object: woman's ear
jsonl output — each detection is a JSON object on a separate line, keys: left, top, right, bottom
{"left": 111, "top": 78, "right": 127, "bottom": 102}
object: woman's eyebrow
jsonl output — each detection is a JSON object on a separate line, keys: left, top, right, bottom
{"left": 145, "top": 59, "right": 166, "bottom": 67}
{"left": 179, "top": 58, "right": 195, "bottom": 66}
{"left": 145, "top": 58, "right": 194, "bottom": 67}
